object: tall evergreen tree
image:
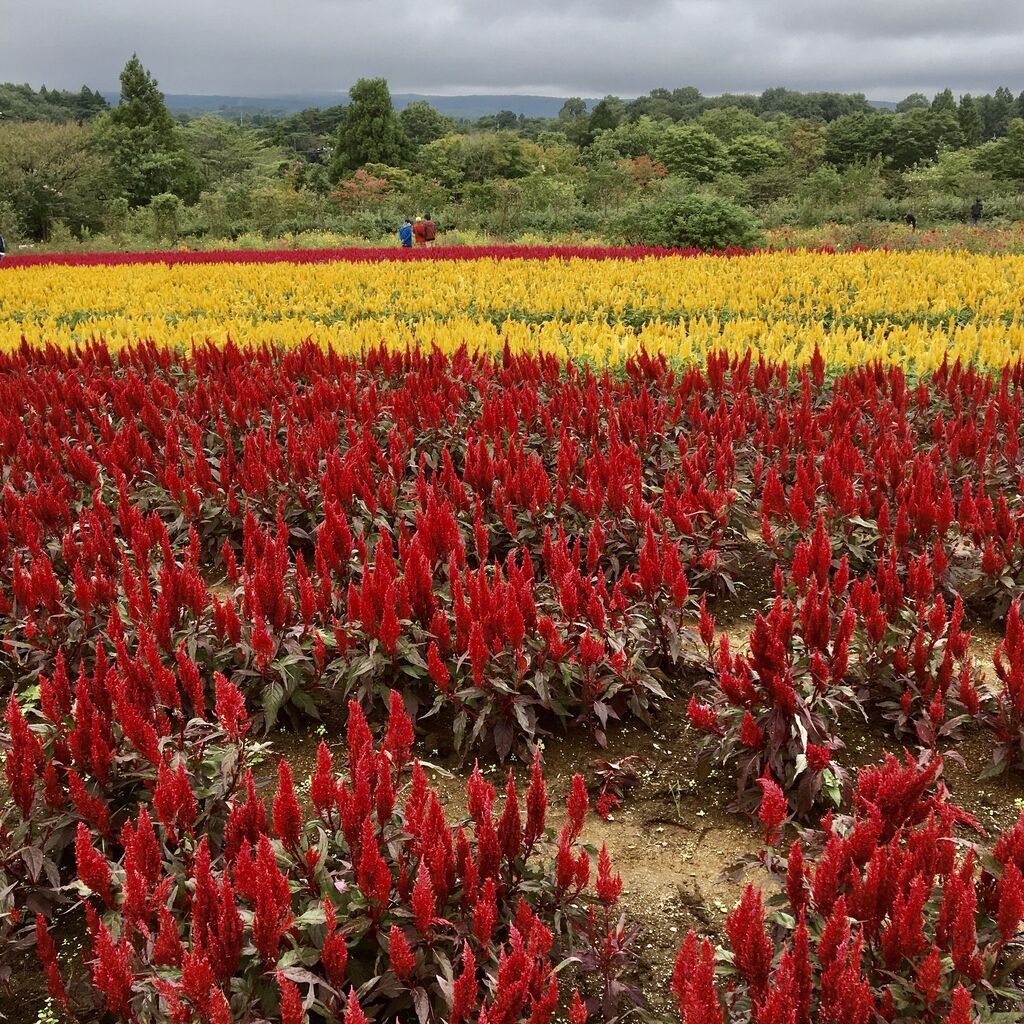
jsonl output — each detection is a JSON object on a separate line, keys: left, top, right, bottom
{"left": 330, "top": 78, "right": 405, "bottom": 178}
{"left": 930, "top": 88, "right": 957, "bottom": 115}
{"left": 958, "top": 94, "right": 985, "bottom": 147}
{"left": 93, "top": 55, "right": 193, "bottom": 206}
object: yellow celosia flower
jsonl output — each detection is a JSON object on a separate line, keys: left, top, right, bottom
{"left": 2, "top": 251, "right": 1024, "bottom": 368}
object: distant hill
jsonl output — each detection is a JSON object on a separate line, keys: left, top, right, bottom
{"left": 99, "top": 91, "right": 600, "bottom": 120}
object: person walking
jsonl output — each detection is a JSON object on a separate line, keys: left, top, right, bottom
{"left": 399, "top": 218, "right": 414, "bottom": 248}
{"left": 904, "top": 213, "right": 917, "bottom": 231}
{"left": 422, "top": 213, "right": 437, "bottom": 248}
{"left": 970, "top": 198, "right": 983, "bottom": 224}
{"left": 0, "top": 231, "right": 6, "bottom": 263}
{"left": 413, "top": 216, "right": 427, "bottom": 246}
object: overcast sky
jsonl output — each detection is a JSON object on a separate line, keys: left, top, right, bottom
{"left": 2, "top": 0, "right": 1022, "bottom": 99}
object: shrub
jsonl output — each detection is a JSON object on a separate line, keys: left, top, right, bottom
{"left": 616, "top": 186, "right": 763, "bottom": 250}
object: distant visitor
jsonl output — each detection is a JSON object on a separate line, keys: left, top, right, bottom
{"left": 971, "top": 198, "right": 983, "bottom": 223}
{"left": 904, "top": 213, "right": 916, "bottom": 231}
{"left": 399, "top": 218, "right": 414, "bottom": 248}
{"left": 413, "top": 216, "right": 428, "bottom": 246}
{"left": 423, "top": 214, "right": 437, "bottom": 247}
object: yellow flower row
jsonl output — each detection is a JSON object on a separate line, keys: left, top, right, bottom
{"left": 3, "top": 251, "right": 1024, "bottom": 368}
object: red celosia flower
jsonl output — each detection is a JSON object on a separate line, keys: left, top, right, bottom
{"left": 4, "top": 695, "right": 42, "bottom": 817}
{"left": 272, "top": 758, "right": 302, "bottom": 849}
{"left": 578, "top": 632, "right": 604, "bottom": 669}
{"left": 806, "top": 743, "right": 832, "bottom": 772}
{"left": 35, "top": 914, "right": 68, "bottom": 1009}
{"left": 497, "top": 771, "right": 523, "bottom": 861}
{"left": 427, "top": 640, "right": 450, "bottom": 693}
{"left": 321, "top": 899, "right": 348, "bottom": 989}
{"left": 725, "top": 886, "right": 772, "bottom": 998}
{"left": 214, "top": 672, "right": 248, "bottom": 742}
{"left": 412, "top": 869, "right": 435, "bottom": 936}
{"left": 310, "top": 741, "right": 336, "bottom": 819}
{"left": 566, "top": 774, "right": 588, "bottom": 840}
{"left": 595, "top": 844, "right": 622, "bottom": 906}
{"left": 251, "top": 836, "right": 294, "bottom": 966}
{"left": 568, "top": 989, "right": 588, "bottom": 1024}
{"left": 947, "top": 984, "right": 977, "bottom": 1024}
{"left": 91, "top": 922, "right": 133, "bottom": 1016}
{"left": 383, "top": 689, "right": 415, "bottom": 768}
{"left": 996, "top": 860, "right": 1024, "bottom": 943}
{"left": 473, "top": 877, "right": 498, "bottom": 944}
{"left": 672, "top": 930, "right": 723, "bottom": 1024}
{"left": 75, "top": 822, "right": 113, "bottom": 906}
{"left": 687, "top": 696, "right": 721, "bottom": 734}
{"left": 786, "top": 840, "right": 807, "bottom": 917}
{"left": 756, "top": 771, "right": 788, "bottom": 845}
{"left": 596, "top": 791, "right": 620, "bottom": 819}
{"left": 450, "top": 943, "right": 477, "bottom": 1024}
{"left": 736, "top": 710, "right": 762, "bottom": 750}
{"left": 388, "top": 924, "right": 417, "bottom": 982}
{"left": 470, "top": 621, "right": 488, "bottom": 687}
{"left": 278, "top": 975, "right": 306, "bottom": 1024}
{"left": 524, "top": 750, "right": 548, "bottom": 851}
{"left": 345, "top": 989, "right": 370, "bottom": 1024}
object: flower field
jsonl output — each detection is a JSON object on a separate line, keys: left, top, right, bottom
{"left": 4, "top": 248, "right": 1024, "bottom": 369}
{"left": 1, "top": 246, "right": 1024, "bottom": 1023}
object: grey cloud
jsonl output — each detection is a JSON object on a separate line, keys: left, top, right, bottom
{"left": 0, "top": 0, "right": 1021, "bottom": 99}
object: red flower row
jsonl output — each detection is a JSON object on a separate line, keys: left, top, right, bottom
{"left": 0, "top": 242, "right": 844, "bottom": 269}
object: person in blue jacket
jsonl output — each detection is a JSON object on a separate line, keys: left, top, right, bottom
{"left": 398, "top": 218, "right": 413, "bottom": 247}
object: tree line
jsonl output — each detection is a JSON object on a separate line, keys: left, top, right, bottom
{"left": 1, "top": 58, "right": 1023, "bottom": 250}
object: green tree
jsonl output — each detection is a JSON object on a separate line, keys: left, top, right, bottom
{"left": 582, "top": 159, "right": 637, "bottom": 208}
{"left": 558, "top": 97, "right": 590, "bottom": 146}
{"left": 0, "top": 121, "right": 110, "bottom": 238}
{"left": 458, "top": 131, "right": 534, "bottom": 182}
{"left": 758, "top": 87, "right": 871, "bottom": 121}
{"left": 958, "top": 94, "right": 985, "bottom": 147}
{"left": 888, "top": 109, "right": 961, "bottom": 170}
{"left": 330, "top": 78, "right": 406, "bottom": 178}
{"left": 656, "top": 123, "right": 728, "bottom": 181}
{"left": 902, "top": 149, "right": 994, "bottom": 217}
{"left": 493, "top": 111, "right": 520, "bottom": 131}
{"left": 587, "top": 116, "right": 664, "bottom": 162}
{"left": 181, "top": 116, "right": 283, "bottom": 189}
{"left": 782, "top": 119, "right": 827, "bottom": 174}
{"left": 727, "top": 133, "right": 785, "bottom": 174}
{"left": 588, "top": 97, "right": 625, "bottom": 133}
{"left": 625, "top": 86, "right": 703, "bottom": 123}
{"left": 824, "top": 112, "right": 890, "bottom": 167}
{"left": 979, "top": 87, "right": 1016, "bottom": 139}
{"left": 798, "top": 164, "right": 843, "bottom": 211}
{"left": 93, "top": 55, "right": 193, "bottom": 206}
{"left": 559, "top": 97, "right": 587, "bottom": 121}
{"left": 398, "top": 101, "right": 454, "bottom": 149}
{"left": 0, "top": 82, "right": 109, "bottom": 123}
{"left": 416, "top": 136, "right": 464, "bottom": 188}
{"left": 697, "top": 106, "right": 763, "bottom": 143}
{"left": 931, "top": 88, "right": 957, "bottom": 115}
{"left": 985, "top": 118, "right": 1024, "bottom": 182}
{"left": 896, "top": 93, "right": 929, "bottom": 113}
